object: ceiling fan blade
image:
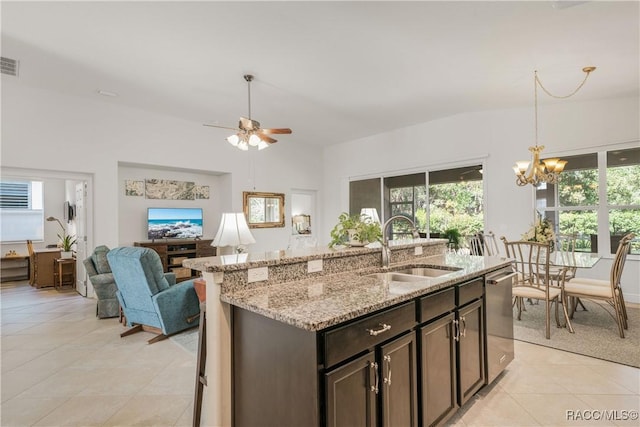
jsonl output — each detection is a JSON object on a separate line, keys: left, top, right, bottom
{"left": 260, "top": 128, "right": 292, "bottom": 135}
{"left": 257, "top": 134, "right": 278, "bottom": 144}
{"left": 203, "top": 123, "right": 239, "bottom": 131}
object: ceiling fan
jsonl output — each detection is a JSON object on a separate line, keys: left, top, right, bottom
{"left": 204, "top": 74, "right": 292, "bottom": 150}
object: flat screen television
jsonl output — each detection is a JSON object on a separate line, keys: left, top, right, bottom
{"left": 147, "top": 207, "right": 203, "bottom": 240}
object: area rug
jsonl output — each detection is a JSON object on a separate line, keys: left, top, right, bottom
{"left": 513, "top": 299, "right": 639, "bottom": 368}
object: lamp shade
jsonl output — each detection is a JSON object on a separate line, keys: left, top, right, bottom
{"left": 212, "top": 213, "right": 256, "bottom": 247}
{"left": 360, "top": 208, "right": 380, "bottom": 224}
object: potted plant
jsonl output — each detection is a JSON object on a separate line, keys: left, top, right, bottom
{"left": 443, "top": 228, "right": 462, "bottom": 250}
{"left": 329, "top": 212, "right": 382, "bottom": 248}
{"left": 59, "top": 233, "right": 77, "bottom": 258}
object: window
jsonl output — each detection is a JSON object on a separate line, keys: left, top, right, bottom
{"left": 536, "top": 146, "right": 639, "bottom": 255}
{"left": 384, "top": 173, "right": 426, "bottom": 240}
{"left": 428, "top": 166, "right": 484, "bottom": 238}
{"left": 0, "top": 180, "right": 44, "bottom": 242}
{"left": 348, "top": 164, "right": 484, "bottom": 242}
{"left": 536, "top": 153, "right": 598, "bottom": 252}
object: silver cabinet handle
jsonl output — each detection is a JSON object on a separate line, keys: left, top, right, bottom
{"left": 461, "top": 316, "right": 467, "bottom": 338}
{"left": 370, "top": 361, "right": 379, "bottom": 394}
{"left": 453, "top": 319, "right": 460, "bottom": 342}
{"left": 487, "top": 272, "right": 517, "bottom": 285}
{"left": 383, "top": 354, "right": 392, "bottom": 386}
{"left": 366, "top": 323, "right": 391, "bottom": 336}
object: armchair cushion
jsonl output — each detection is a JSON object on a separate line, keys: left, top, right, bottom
{"left": 84, "top": 246, "right": 119, "bottom": 319}
{"left": 91, "top": 245, "right": 112, "bottom": 274}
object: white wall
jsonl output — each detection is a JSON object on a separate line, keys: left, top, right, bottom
{"left": 322, "top": 96, "right": 640, "bottom": 302}
{"left": 117, "top": 164, "right": 225, "bottom": 246}
{"left": 1, "top": 79, "right": 324, "bottom": 254}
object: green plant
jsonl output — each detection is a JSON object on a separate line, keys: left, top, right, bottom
{"left": 58, "top": 233, "right": 77, "bottom": 252}
{"left": 443, "top": 228, "right": 462, "bottom": 249}
{"left": 329, "top": 212, "right": 382, "bottom": 248}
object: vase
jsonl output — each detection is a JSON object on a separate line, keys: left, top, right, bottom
{"left": 60, "top": 251, "right": 73, "bottom": 259}
{"left": 347, "top": 229, "right": 367, "bottom": 247}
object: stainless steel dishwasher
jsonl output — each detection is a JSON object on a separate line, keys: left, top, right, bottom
{"left": 485, "top": 266, "right": 516, "bottom": 384}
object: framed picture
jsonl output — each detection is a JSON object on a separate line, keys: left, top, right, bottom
{"left": 125, "top": 180, "right": 144, "bottom": 196}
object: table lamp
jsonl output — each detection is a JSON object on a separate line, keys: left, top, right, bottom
{"left": 212, "top": 213, "right": 256, "bottom": 254}
{"left": 360, "top": 208, "right": 380, "bottom": 224}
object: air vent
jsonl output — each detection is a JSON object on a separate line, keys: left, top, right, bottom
{"left": 1, "top": 57, "right": 19, "bottom": 77}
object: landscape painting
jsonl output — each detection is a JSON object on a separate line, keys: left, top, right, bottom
{"left": 145, "top": 179, "right": 195, "bottom": 200}
{"left": 125, "top": 180, "right": 145, "bottom": 196}
{"left": 194, "top": 185, "right": 210, "bottom": 199}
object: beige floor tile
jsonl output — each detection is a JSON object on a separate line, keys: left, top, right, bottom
{"left": 498, "top": 363, "right": 572, "bottom": 395}
{"left": 33, "top": 395, "right": 130, "bottom": 426}
{"left": 511, "top": 393, "right": 617, "bottom": 426}
{"left": 0, "top": 364, "right": 57, "bottom": 402}
{"left": 575, "top": 395, "right": 640, "bottom": 427}
{"left": 80, "top": 365, "right": 162, "bottom": 396}
{"left": 0, "top": 397, "right": 69, "bottom": 426}
{"left": 542, "top": 365, "right": 636, "bottom": 395}
{"left": 139, "top": 359, "right": 196, "bottom": 396}
{"left": 174, "top": 403, "right": 195, "bottom": 427}
{"left": 103, "top": 395, "right": 191, "bottom": 426}
{"left": 458, "top": 389, "right": 541, "bottom": 426}
{"left": 0, "top": 348, "right": 50, "bottom": 372}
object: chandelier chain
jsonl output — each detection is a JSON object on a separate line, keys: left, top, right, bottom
{"left": 535, "top": 68, "right": 594, "bottom": 99}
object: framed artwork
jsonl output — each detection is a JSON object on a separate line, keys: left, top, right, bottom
{"left": 145, "top": 179, "right": 195, "bottom": 200}
{"left": 125, "top": 180, "right": 144, "bottom": 196}
{"left": 195, "top": 185, "right": 210, "bottom": 199}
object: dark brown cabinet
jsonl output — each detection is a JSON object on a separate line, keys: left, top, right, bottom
{"left": 231, "top": 275, "right": 489, "bottom": 427}
{"left": 325, "top": 352, "right": 377, "bottom": 427}
{"left": 380, "top": 332, "right": 418, "bottom": 427}
{"left": 134, "top": 239, "right": 215, "bottom": 281}
{"left": 456, "top": 279, "right": 486, "bottom": 406}
{"left": 325, "top": 331, "right": 418, "bottom": 427}
{"left": 420, "top": 312, "right": 458, "bottom": 427}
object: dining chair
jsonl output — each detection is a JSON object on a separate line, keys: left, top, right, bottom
{"left": 562, "top": 232, "right": 634, "bottom": 338}
{"left": 26, "top": 240, "right": 35, "bottom": 285}
{"left": 467, "top": 231, "right": 500, "bottom": 256}
{"left": 501, "top": 237, "right": 572, "bottom": 339}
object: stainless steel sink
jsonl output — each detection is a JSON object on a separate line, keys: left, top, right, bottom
{"left": 392, "top": 266, "right": 462, "bottom": 277}
{"left": 366, "top": 272, "right": 427, "bottom": 282}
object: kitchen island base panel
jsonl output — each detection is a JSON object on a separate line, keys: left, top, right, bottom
{"left": 233, "top": 307, "right": 319, "bottom": 427}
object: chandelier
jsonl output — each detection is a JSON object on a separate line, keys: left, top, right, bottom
{"left": 513, "top": 66, "right": 596, "bottom": 187}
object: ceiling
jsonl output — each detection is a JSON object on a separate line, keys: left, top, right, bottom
{"left": 2, "top": 1, "right": 638, "bottom": 148}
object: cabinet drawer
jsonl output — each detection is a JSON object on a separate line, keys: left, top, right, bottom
{"left": 419, "top": 287, "right": 455, "bottom": 323}
{"left": 457, "top": 278, "right": 484, "bottom": 307}
{"left": 323, "top": 301, "right": 416, "bottom": 368}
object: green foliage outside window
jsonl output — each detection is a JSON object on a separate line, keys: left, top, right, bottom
{"left": 428, "top": 181, "right": 484, "bottom": 237}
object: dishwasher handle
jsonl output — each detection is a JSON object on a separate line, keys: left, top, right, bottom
{"left": 486, "top": 272, "right": 517, "bottom": 285}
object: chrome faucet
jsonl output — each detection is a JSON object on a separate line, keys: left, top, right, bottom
{"left": 381, "top": 215, "right": 420, "bottom": 268}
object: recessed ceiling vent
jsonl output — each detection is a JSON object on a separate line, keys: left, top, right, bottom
{"left": 1, "top": 57, "right": 19, "bottom": 77}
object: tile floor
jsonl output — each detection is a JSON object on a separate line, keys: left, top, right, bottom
{"left": 2, "top": 281, "right": 639, "bottom": 426}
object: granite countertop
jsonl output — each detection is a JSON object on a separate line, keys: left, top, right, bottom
{"left": 184, "top": 238, "right": 446, "bottom": 272}
{"left": 220, "top": 253, "right": 511, "bottom": 332}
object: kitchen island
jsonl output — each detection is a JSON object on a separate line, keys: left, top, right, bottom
{"left": 184, "top": 239, "right": 513, "bottom": 427}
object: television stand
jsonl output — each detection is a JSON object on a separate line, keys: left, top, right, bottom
{"left": 134, "top": 239, "right": 215, "bottom": 282}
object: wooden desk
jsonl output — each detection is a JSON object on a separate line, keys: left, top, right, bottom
{"left": 32, "top": 248, "right": 61, "bottom": 288}
{"left": 55, "top": 258, "right": 76, "bottom": 290}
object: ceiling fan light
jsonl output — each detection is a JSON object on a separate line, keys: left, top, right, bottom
{"left": 257, "top": 140, "right": 270, "bottom": 150}
{"left": 237, "top": 141, "right": 249, "bottom": 151}
{"left": 227, "top": 134, "right": 240, "bottom": 147}
{"left": 248, "top": 134, "right": 261, "bottom": 146}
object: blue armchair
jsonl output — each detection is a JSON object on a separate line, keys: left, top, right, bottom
{"left": 107, "top": 246, "right": 200, "bottom": 344}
